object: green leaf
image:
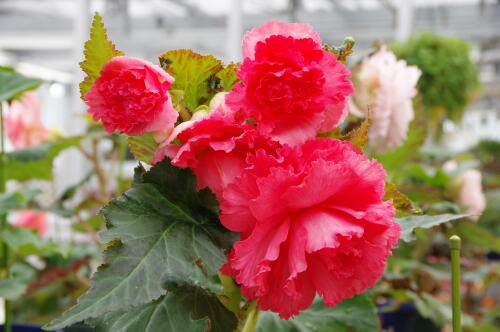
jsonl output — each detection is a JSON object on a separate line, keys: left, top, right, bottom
{"left": 0, "top": 278, "right": 28, "bottom": 300}
{"left": 384, "top": 183, "right": 421, "bottom": 216}
{"left": 255, "top": 294, "right": 380, "bottom": 332}
{"left": 374, "top": 123, "right": 426, "bottom": 174}
{"left": 87, "top": 285, "right": 237, "bottom": 332}
{"left": 0, "top": 188, "right": 42, "bottom": 214}
{"left": 159, "top": 50, "right": 223, "bottom": 111}
{"left": 0, "top": 67, "right": 42, "bottom": 102}
{"left": 396, "top": 214, "right": 468, "bottom": 242}
{"left": 127, "top": 133, "right": 158, "bottom": 164}
{"left": 215, "top": 63, "right": 239, "bottom": 91}
{"left": 79, "top": 12, "right": 124, "bottom": 99}
{"left": 44, "top": 159, "right": 234, "bottom": 330}
{"left": 345, "top": 116, "right": 370, "bottom": 149}
{"left": 5, "top": 137, "right": 80, "bottom": 181}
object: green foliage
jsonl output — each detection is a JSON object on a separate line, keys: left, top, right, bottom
{"left": 79, "top": 12, "right": 124, "bottom": 99}
{"left": 384, "top": 183, "right": 421, "bottom": 216}
{"left": 215, "top": 63, "right": 239, "bottom": 91}
{"left": 0, "top": 278, "right": 28, "bottom": 300}
{"left": 255, "top": 294, "right": 380, "bottom": 332}
{"left": 397, "top": 214, "right": 468, "bottom": 242}
{"left": 159, "top": 50, "right": 223, "bottom": 111}
{"left": 45, "top": 159, "right": 236, "bottom": 330}
{"left": 374, "top": 122, "right": 426, "bottom": 176}
{"left": 0, "top": 189, "right": 41, "bottom": 215}
{"left": 0, "top": 67, "right": 42, "bottom": 102}
{"left": 5, "top": 137, "right": 80, "bottom": 181}
{"left": 391, "top": 33, "right": 480, "bottom": 124}
{"left": 126, "top": 133, "right": 158, "bottom": 164}
{"left": 87, "top": 285, "right": 238, "bottom": 332}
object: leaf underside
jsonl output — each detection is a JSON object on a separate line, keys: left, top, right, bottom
{"left": 0, "top": 67, "right": 42, "bottom": 102}
{"left": 397, "top": 213, "right": 469, "bottom": 242}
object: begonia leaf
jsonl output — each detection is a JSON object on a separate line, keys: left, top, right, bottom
{"left": 44, "top": 159, "right": 234, "bottom": 330}
{"left": 0, "top": 67, "right": 42, "bottom": 102}
{"left": 5, "top": 137, "right": 81, "bottom": 181}
{"left": 384, "top": 183, "right": 421, "bottom": 216}
{"left": 79, "top": 12, "right": 124, "bottom": 99}
{"left": 86, "top": 284, "right": 237, "bottom": 332}
{"left": 255, "top": 294, "right": 380, "bottom": 332}
{"left": 159, "top": 50, "right": 223, "bottom": 111}
{"left": 396, "top": 214, "right": 468, "bottom": 242}
{"left": 127, "top": 133, "right": 158, "bottom": 164}
{"left": 345, "top": 116, "right": 370, "bottom": 149}
{"left": 215, "top": 63, "right": 240, "bottom": 91}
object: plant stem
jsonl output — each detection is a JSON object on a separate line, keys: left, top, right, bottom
{"left": 450, "top": 235, "right": 461, "bottom": 332}
{"left": 241, "top": 301, "right": 259, "bottom": 332}
{"left": 218, "top": 272, "right": 241, "bottom": 315}
{"left": 0, "top": 103, "right": 12, "bottom": 332}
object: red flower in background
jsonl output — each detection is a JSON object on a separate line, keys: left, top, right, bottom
{"left": 85, "top": 56, "right": 178, "bottom": 137}
{"left": 227, "top": 21, "right": 353, "bottom": 146}
{"left": 13, "top": 210, "right": 48, "bottom": 236}
{"left": 220, "top": 138, "right": 399, "bottom": 318}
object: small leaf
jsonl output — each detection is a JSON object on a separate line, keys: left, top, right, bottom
{"left": 396, "top": 214, "right": 468, "bottom": 242}
{"left": 0, "top": 67, "right": 43, "bottom": 102}
{"left": 5, "top": 137, "right": 81, "bottom": 181}
{"left": 127, "top": 133, "right": 159, "bottom": 164}
{"left": 0, "top": 278, "right": 28, "bottom": 300}
{"left": 44, "top": 159, "right": 235, "bottom": 330}
{"left": 0, "top": 189, "right": 42, "bottom": 215}
{"left": 87, "top": 285, "right": 237, "bottom": 332}
{"left": 159, "top": 50, "right": 223, "bottom": 111}
{"left": 384, "top": 183, "right": 421, "bottom": 215}
{"left": 255, "top": 294, "right": 380, "bottom": 332}
{"left": 0, "top": 226, "right": 44, "bottom": 253}
{"left": 215, "top": 63, "right": 240, "bottom": 91}
{"left": 345, "top": 116, "right": 370, "bottom": 149}
{"left": 79, "top": 12, "right": 124, "bottom": 99}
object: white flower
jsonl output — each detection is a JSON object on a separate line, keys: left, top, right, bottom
{"left": 350, "top": 46, "right": 421, "bottom": 152}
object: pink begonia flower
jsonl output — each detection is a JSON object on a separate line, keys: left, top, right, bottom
{"left": 12, "top": 210, "right": 48, "bottom": 236}
{"left": 350, "top": 46, "right": 421, "bottom": 152}
{"left": 226, "top": 21, "right": 353, "bottom": 146}
{"left": 220, "top": 138, "right": 399, "bottom": 318}
{"left": 152, "top": 92, "right": 234, "bottom": 164}
{"left": 85, "top": 56, "right": 178, "bottom": 137}
{"left": 154, "top": 111, "right": 281, "bottom": 199}
{"left": 4, "top": 91, "right": 50, "bottom": 149}
{"left": 455, "top": 169, "right": 486, "bottom": 221}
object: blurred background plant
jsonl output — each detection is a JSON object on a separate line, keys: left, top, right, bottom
{"left": 0, "top": 67, "right": 132, "bottom": 330}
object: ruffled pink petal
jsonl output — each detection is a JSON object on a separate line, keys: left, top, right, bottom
{"left": 242, "top": 20, "right": 322, "bottom": 60}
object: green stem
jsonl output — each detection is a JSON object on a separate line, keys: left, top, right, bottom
{"left": 450, "top": 235, "right": 461, "bottom": 332}
{"left": 114, "top": 135, "right": 127, "bottom": 199}
{"left": 0, "top": 103, "right": 11, "bottom": 332}
{"left": 218, "top": 273, "right": 241, "bottom": 315}
{"left": 241, "top": 301, "right": 259, "bottom": 332}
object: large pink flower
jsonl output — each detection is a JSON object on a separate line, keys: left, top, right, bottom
{"left": 5, "top": 91, "right": 49, "bottom": 149}
{"left": 85, "top": 56, "right": 178, "bottom": 136}
{"left": 12, "top": 210, "right": 48, "bottom": 236}
{"left": 226, "top": 21, "right": 353, "bottom": 146}
{"left": 220, "top": 138, "right": 399, "bottom": 318}
{"left": 154, "top": 111, "right": 280, "bottom": 199}
{"left": 350, "top": 46, "right": 421, "bottom": 151}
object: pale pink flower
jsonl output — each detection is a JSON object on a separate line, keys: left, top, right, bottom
{"left": 455, "top": 169, "right": 486, "bottom": 221}
{"left": 350, "top": 46, "right": 421, "bottom": 151}
{"left": 4, "top": 91, "right": 50, "bottom": 149}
